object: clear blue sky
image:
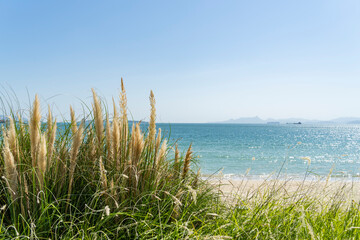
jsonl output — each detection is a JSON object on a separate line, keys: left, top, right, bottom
{"left": 1, "top": 1, "right": 360, "bottom": 122}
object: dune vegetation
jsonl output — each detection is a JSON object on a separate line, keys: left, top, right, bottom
{"left": 0, "top": 80, "right": 360, "bottom": 239}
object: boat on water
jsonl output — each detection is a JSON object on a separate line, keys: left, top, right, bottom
{"left": 286, "top": 122, "right": 301, "bottom": 125}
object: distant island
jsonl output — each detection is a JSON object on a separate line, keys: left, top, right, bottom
{"left": 216, "top": 116, "right": 360, "bottom": 124}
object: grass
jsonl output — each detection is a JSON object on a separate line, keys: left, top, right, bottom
{"left": 0, "top": 80, "right": 360, "bottom": 239}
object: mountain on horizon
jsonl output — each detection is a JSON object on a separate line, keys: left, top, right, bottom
{"left": 221, "top": 116, "right": 265, "bottom": 124}
{"left": 217, "top": 117, "right": 360, "bottom": 124}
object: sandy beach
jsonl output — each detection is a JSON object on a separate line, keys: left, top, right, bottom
{"left": 210, "top": 178, "right": 360, "bottom": 204}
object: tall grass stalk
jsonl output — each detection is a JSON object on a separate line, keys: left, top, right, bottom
{"left": 0, "top": 81, "right": 203, "bottom": 239}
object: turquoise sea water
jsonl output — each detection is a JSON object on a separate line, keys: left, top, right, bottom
{"left": 157, "top": 123, "right": 360, "bottom": 180}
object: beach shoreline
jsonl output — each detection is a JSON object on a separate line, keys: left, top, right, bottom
{"left": 208, "top": 178, "right": 360, "bottom": 203}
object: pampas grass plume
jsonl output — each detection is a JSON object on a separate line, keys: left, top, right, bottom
{"left": 68, "top": 121, "right": 84, "bottom": 203}
{"left": 92, "top": 89, "right": 103, "bottom": 146}
{"left": 37, "top": 134, "right": 47, "bottom": 187}
{"left": 3, "top": 134, "right": 18, "bottom": 197}
{"left": 29, "top": 94, "right": 41, "bottom": 167}
{"left": 47, "top": 106, "right": 57, "bottom": 166}
{"left": 182, "top": 144, "right": 192, "bottom": 179}
{"left": 106, "top": 113, "right": 112, "bottom": 158}
{"left": 155, "top": 128, "right": 161, "bottom": 154}
{"left": 7, "top": 117, "right": 18, "bottom": 162}
{"left": 70, "top": 106, "right": 77, "bottom": 133}
{"left": 112, "top": 98, "right": 120, "bottom": 166}
{"left": 131, "top": 123, "right": 144, "bottom": 166}
{"left": 99, "top": 157, "right": 108, "bottom": 191}
{"left": 148, "top": 90, "right": 156, "bottom": 144}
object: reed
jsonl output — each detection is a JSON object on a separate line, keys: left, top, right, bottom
{"left": 7, "top": 117, "right": 18, "bottom": 162}
{"left": 173, "top": 144, "right": 180, "bottom": 179}
{"left": 35, "top": 134, "right": 46, "bottom": 192}
{"left": 67, "top": 111, "right": 84, "bottom": 203}
{"left": 148, "top": 90, "right": 156, "bottom": 145}
{"left": 0, "top": 82, "right": 207, "bottom": 239}
{"left": 2, "top": 134, "right": 18, "bottom": 198}
{"left": 111, "top": 98, "right": 120, "bottom": 168}
{"left": 92, "top": 88, "right": 103, "bottom": 148}
{"left": 29, "top": 94, "right": 41, "bottom": 167}
{"left": 182, "top": 144, "right": 192, "bottom": 179}
{"left": 46, "top": 105, "right": 57, "bottom": 166}
{"left": 119, "top": 78, "right": 128, "bottom": 171}
{"left": 105, "top": 113, "right": 112, "bottom": 160}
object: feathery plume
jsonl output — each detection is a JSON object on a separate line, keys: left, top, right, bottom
{"left": 67, "top": 122, "right": 84, "bottom": 205}
{"left": 70, "top": 106, "right": 77, "bottom": 133}
{"left": 3, "top": 134, "right": 18, "bottom": 198}
{"left": 112, "top": 98, "right": 120, "bottom": 167}
{"left": 92, "top": 89, "right": 103, "bottom": 147}
{"left": 17, "top": 113, "right": 25, "bottom": 137}
{"left": 47, "top": 118, "right": 57, "bottom": 166}
{"left": 174, "top": 144, "right": 180, "bottom": 177}
{"left": 157, "top": 139, "right": 167, "bottom": 167}
{"left": 7, "top": 117, "right": 18, "bottom": 162}
{"left": 120, "top": 78, "right": 128, "bottom": 122}
{"left": 152, "top": 128, "right": 162, "bottom": 170}
{"left": 106, "top": 113, "right": 112, "bottom": 159}
{"left": 110, "top": 178, "right": 116, "bottom": 196}
{"left": 99, "top": 157, "right": 108, "bottom": 191}
{"left": 182, "top": 144, "right": 192, "bottom": 179}
{"left": 148, "top": 90, "right": 156, "bottom": 145}
{"left": 119, "top": 78, "right": 128, "bottom": 131}
{"left": 119, "top": 78, "right": 128, "bottom": 166}
{"left": 37, "top": 134, "right": 47, "bottom": 187}
{"left": 131, "top": 123, "right": 144, "bottom": 167}
{"left": 29, "top": 95, "right": 41, "bottom": 167}
{"left": 155, "top": 128, "right": 161, "bottom": 154}
{"left": 47, "top": 105, "right": 53, "bottom": 136}
{"left": 69, "top": 123, "right": 84, "bottom": 174}
{"left": 47, "top": 106, "right": 57, "bottom": 168}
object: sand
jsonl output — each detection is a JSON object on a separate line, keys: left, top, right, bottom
{"left": 209, "top": 178, "right": 360, "bottom": 204}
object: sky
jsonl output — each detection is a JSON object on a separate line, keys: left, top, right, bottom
{"left": 1, "top": 1, "right": 360, "bottom": 123}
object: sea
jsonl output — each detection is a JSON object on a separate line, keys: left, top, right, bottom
{"left": 156, "top": 123, "right": 360, "bottom": 181}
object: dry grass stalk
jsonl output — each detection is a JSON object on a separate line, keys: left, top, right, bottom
{"left": 29, "top": 95, "right": 41, "bottom": 168}
{"left": 3, "top": 134, "right": 18, "bottom": 198}
{"left": 90, "top": 130, "right": 97, "bottom": 159}
{"left": 47, "top": 105, "right": 53, "bottom": 136}
{"left": 155, "top": 128, "right": 162, "bottom": 154}
{"left": 148, "top": 90, "right": 156, "bottom": 145}
{"left": 174, "top": 144, "right": 180, "bottom": 178}
{"left": 119, "top": 78, "right": 128, "bottom": 168}
{"left": 7, "top": 117, "right": 18, "bottom": 162}
{"left": 120, "top": 79, "right": 128, "bottom": 135}
{"left": 47, "top": 106, "right": 57, "bottom": 168}
{"left": 182, "top": 144, "right": 192, "bottom": 179}
{"left": 37, "top": 134, "right": 47, "bottom": 187}
{"left": 157, "top": 139, "right": 167, "bottom": 168}
{"left": 17, "top": 113, "right": 25, "bottom": 138}
{"left": 126, "top": 124, "right": 135, "bottom": 188}
{"left": 92, "top": 89, "right": 103, "bottom": 147}
{"left": 110, "top": 178, "right": 116, "bottom": 197}
{"left": 120, "top": 78, "right": 128, "bottom": 124}
{"left": 112, "top": 98, "right": 120, "bottom": 168}
{"left": 106, "top": 113, "right": 112, "bottom": 159}
{"left": 192, "top": 169, "right": 200, "bottom": 188}
{"left": 99, "top": 157, "right": 108, "bottom": 191}
{"left": 131, "top": 123, "right": 144, "bottom": 167}
{"left": 70, "top": 106, "right": 77, "bottom": 133}
{"left": 152, "top": 128, "right": 161, "bottom": 170}
{"left": 68, "top": 121, "right": 84, "bottom": 200}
